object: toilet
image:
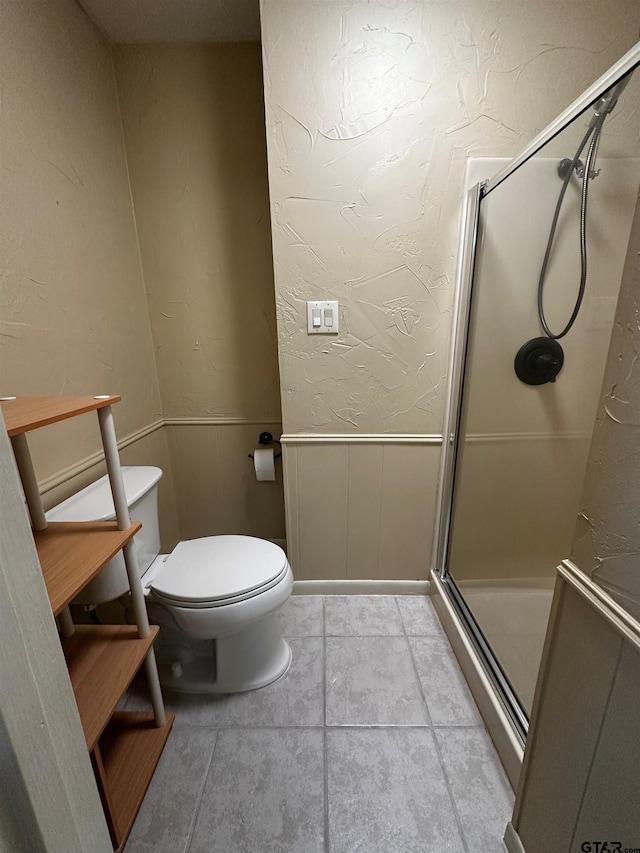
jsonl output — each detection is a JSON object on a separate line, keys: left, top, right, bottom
{"left": 46, "top": 466, "right": 293, "bottom": 694}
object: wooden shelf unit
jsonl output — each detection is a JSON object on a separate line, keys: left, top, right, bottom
{"left": 1, "top": 395, "right": 173, "bottom": 852}
{"left": 35, "top": 521, "right": 141, "bottom": 617}
{"left": 95, "top": 712, "right": 174, "bottom": 852}
{"left": 62, "top": 625, "right": 159, "bottom": 750}
{"left": 1, "top": 394, "right": 120, "bottom": 436}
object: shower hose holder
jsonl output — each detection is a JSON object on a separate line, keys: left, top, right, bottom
{"left": 514, "top": 337, "right": 564, "bottom": 385}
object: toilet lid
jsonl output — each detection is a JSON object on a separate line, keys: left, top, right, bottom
{"left": 150, "top": 536, "right": 288, "bottom": 605}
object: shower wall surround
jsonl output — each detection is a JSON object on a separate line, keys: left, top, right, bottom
{"left": 572, "top": 187, "right": 640, "bottom": 618}
{"left": 508, "top": 189, "right": 640, "bottom": 853}
{"left": 450, "top": 156, "right": 640, "bottom": 584}
{"left": 260, "top": 0, "right": 639, "bottom": 579}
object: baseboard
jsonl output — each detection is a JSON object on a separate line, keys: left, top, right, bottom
{"left": 292, "top": 579, "right": 430, "bottom": 595}
{"left": 430, "top": 569, "right": 523, "bottom": 791}
{"left": 503, "top": 822, "right": 526, "bottom": 852}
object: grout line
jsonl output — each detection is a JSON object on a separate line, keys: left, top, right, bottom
{"left": 203, "top": 725, "right": 325, "bottom": 733}
{"left": 323, "top": 623, "right": 435, "bottom": 638}
{"left": 322, "top": 596, "right": 330, "bottom": 853}
{"left": 283, "top": 634, "right": 324, "bottom": 638}
{"left": 184, "top": 728, "right": 219, "bottom": 853}
{"left": 323, "top": 723, "right": 434, "bottom": 730}
{"left": 323, "top": 726, "right": 330, "bottom": 853}
{"left": 406, "top": 634, "right": 472, "bottom": 853}
{"left": 396, "top": 594, "right": 407, "bottom": 636}
{"left": 170, "top": 721, "right": 448, "bottom": 730}
{"left": 324, "top": 632, "right": 407, "bottom": 637}
{"left": 171, "top": 722, "right": 328, "bottom": 730}
{"left": 395, "top": 594, "right": 407, "bottom": 636}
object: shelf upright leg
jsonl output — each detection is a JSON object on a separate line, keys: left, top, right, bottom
{"left": 97, "top": 405, "right": 166, "bottom": 728}
{"left": 11, "top": 434, "right": 76, "bottom": 636}
{"left": 11, "top": 433, "right": 47, "bottom": 531}
{"left": 57, "top": 607, "right": 75, "bottom": 638}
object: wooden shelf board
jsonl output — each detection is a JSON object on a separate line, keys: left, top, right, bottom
{"left": 34, "top": 521, "right": 141, "bottom": 616}
{"left": 0, "top": 395, "right": 121, "bottom": 436}
{"left": 99, "top": 711, "right": 175, "bottom": 852}
{"left": 62, "top": 625, "right": 159, "bottom": 750}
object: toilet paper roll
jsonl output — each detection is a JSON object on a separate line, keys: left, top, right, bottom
{"left": 253, "top": 447, "right": 276, "bottom": 481}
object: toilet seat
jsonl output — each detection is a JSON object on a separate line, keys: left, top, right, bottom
{"left": 149, "top": 535, "right": 289, "bottom": 609}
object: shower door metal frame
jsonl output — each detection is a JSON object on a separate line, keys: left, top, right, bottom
{"left": 431, "top": 181, "right": 482, "bottom": 577}
{"left": 432, "top": 40, "right": 640, "bottom": 742}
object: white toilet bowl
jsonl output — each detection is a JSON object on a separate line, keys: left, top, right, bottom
{"left": 141, "top": 536, "right": 293, "bottom": 693}
{"left": 47, "top": 467, "right": 293, "bottom": 695}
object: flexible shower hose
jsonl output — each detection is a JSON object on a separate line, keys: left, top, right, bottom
{"left": 537, "top": 111, "right": 607, "bottom": 340}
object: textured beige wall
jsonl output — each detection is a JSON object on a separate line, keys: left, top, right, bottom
{"left": 0, "top": 0, "right": 164, "bottom": 482}
{"left": 113, "top": 44, "right": 281, "bottom": 421}
{"left": 513, "top": 187, "right": 640, "bottom": 852}
{"left": 113, "top": 44, "right": 285, "bottom": 542}
{"left": 283, "top": 440, "right": 439, "bottom": 580}
{"left": 261, "top": 0, "right": 639, "bottom": 436}
{"left": 0, "top": 26, "right": 284, "bottom": 545}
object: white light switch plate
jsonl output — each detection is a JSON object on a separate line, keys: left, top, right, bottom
{"left": 307, "top": 300, "right": 339, "bottom": 334}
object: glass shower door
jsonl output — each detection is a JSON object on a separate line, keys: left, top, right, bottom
{"left": 438, "top": 61, "right": 640, "bottom": 727}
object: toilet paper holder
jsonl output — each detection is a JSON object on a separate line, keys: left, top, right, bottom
{"left": 248, "top": 432, "right": 282, "bottom": 460}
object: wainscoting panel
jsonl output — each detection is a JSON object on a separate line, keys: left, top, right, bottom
{"left": 296, "top": 443, "right": 349, "bottom": 580}
{"left": 378, "top": 443, "right": 439, "bottom": 581}
{"left": 282, "top": 437, "right": 441, "bottom": 581}
{"left": 346, "top": 444, "right": 384, "bottom": 580}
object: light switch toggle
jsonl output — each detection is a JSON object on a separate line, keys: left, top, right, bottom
{"left": 307, "top": 301, "right": 339, "bottom": 334}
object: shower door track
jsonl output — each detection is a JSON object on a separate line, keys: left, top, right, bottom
{"left": 433, "top": 177, "right": 528, "bottom": 744}
{"left": 440, "top": 574, "right": 528, "bottom": 743}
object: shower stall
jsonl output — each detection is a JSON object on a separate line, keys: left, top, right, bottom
{"left": 432, "top": 43, "right": 640, "bottom": 772}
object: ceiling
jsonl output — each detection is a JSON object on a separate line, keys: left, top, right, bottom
{"left": 78, "top": 0, "right": 261, "bottom": 43}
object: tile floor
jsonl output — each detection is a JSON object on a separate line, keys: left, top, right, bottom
{"left": 122, "top": 595, "right": 514, "bottom": 853}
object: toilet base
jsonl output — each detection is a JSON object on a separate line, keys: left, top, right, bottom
{"left": 153, "top": 613, "right": 292, "bottom": 694}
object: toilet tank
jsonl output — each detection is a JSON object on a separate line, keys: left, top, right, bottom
{"left": 46, "top": 466, "right": 163, "bottom": 606}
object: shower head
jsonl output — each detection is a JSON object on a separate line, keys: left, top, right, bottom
{"left": 593, "top": 71, "right": 633, "bottom": 118}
